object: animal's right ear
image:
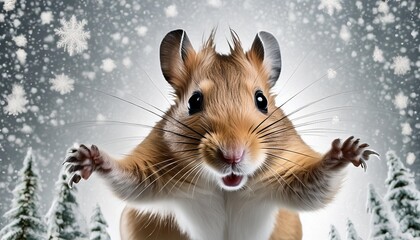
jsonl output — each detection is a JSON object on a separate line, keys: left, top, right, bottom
{"left": 160, "top": 29, "right": 195, "bottom": 93}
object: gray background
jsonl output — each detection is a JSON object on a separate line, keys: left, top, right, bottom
{"left": 0, "top": 0, "right": 419, "bottom": 239}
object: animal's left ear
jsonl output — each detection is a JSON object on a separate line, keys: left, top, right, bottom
{"left": 248, "top": 31, "right": 281, "bottom": 87}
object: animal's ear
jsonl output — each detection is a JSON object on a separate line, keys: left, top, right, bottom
{"left": 160, "top": 29, "right": 195, "bottom": 92}
{"left": 249, "top": 31, "right": 281, "bottom": 87}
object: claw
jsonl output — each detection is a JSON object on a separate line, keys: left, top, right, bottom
{"left": 68, "top": 172, "right": 82, "bottom": 188}
{"left": 360, "top": 158, "right": 367, "bottom": 172}
{"left": 63, "top": 156, "right": 77, "bottom": 165}
{"left": 68, "top": 148, "right": 77, "bottom": 154}
{"left": 342, "top": 136, "right": 354, "bottom": 151}
{"left": 363, "top": 150, "right": 380, "bottom": 160}
{"left": 359, "top": 143, "right": 369, "bottom": 148}
{"left": 353, "top": 139, "right": 360, "bottom": 145}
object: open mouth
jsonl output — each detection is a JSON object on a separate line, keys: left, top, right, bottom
{"left": 222, "top": 173, "right": 244, "bottom": 187}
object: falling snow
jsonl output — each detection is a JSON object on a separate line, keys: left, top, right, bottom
{"left": 55, "top": 15, "right": 90, "bottom": 56}
{"left": 0, "top": 1, "right": 419, "bottom": 239}
{"left": 373, "top": 46, "right": 384, "bottom": 62}
{"left": 164, "top": 4, "right": 178, "bottom": 18}
{"left": 40, "top": 11, "right": 53, "bottom": 25}
{"left": 122, "top": 57, "right": 132, "bottom": 68}
{"left": 208, "top": 0, "right": 223, "bottom": 8}
{"left": 101, "top": 58, "right": 116, "bottom": 73}
{"left": 4, "top": 84, "right": 28, "bottom": 115}
{"left": 339, "top": 25, "right": 351, "bottom": 42}
{"left": 3, "top": 0, "right": 16, "bottom": 12}
{"left": 318, "top": 0, "right": 342, "bottom": 16}
{"left": 406, "top": 152, "right": 416, "bottom": 165}
{"left": 393, "top": 92, "right": 409, "bottom": 110}
{"left": 50, "top": 74, "right": 75, "bottom": 95}
{"left": 135, "top": 26, "right": 148, "bottom": 37}
{"left": 327, "top": 68, "right": 337, "bottom": 79}
{"left": 15, "top": 49, "right": 27, "bottom": 65}
{"left": 391, "top": 56, "right": 411, "bottom": 76}
{"left": 12, "top": 35, "right": 27, "bottom": 47}
{"left": 401, "top": 122, "right": 412, "bottom": 136}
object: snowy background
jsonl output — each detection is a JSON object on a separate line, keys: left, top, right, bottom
{"left": 0, "top": 0, "right": 419, "bottom": 239}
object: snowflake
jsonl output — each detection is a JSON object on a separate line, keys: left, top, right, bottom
{"left": 3, "top": 0, "right": 16, "bottom": 12}
{"left": 40, "top": 11, "right": 53, "bottom": 25}
{"left": 4, "top": 84, "right": 28, "bottom": 115}
{"left": 13, "top": 35, "right": 27, "bottom": 47}
{"left": 101, "top": 58, "right": 116, "bottom": 72}
{"left": 339, "top": 25, "right": 351, "bottom": 42}
{"left": 50, "top": 74, "right": 75, "bottom": 95}
{"left": 393, "top": 92, "right": 409, "bottom": 110}
{"left": 406, "top": 152, "right": 416, "bottom": 165}
{"left": 135, "top": 26, "right": 148, "bottom": 37}
{"left": 377, "top": 1, "right": 389, "bottom": 13}
{"left": 0, "top": 13, "right": 6, "bottom": 23}
{"left": 401, "top": 122, "right": 412, "bottom": 136}
{"left": 164, "top": 4, "right": 178, "bottom": 17}
{"left": 122, "top": 57, "right": 132, "bottom": 68}
{"left": 411, "top": 30, "right": 419, "bottom": 39}
{"left": 208, "top": 0, "right": 223, "bottom": 8}
{"left": 391, "top": 56, "right": 411, "bottom": 75}
{"left": 16, "top": 49, "right": 27, "bottom": 65}
{"left": 54, "top": 15, "right": 90, "bottom": 56}
{"left": 318, "top": 0, "right": 342, "bottom": 16}
{"left": 327, "top": 68, "right": 337, "bottom": 79}
{"left": 373, "top": 46, "right": 384, "bottom": 62}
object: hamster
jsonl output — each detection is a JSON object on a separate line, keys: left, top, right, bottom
{"left": 64, "top": 29, "right": 378, "bottom": 240}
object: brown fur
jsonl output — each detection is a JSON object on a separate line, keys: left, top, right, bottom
{"left": 113, "top": 31, "right": 321, "bottom": 239}
{"left": 64, "top": 30, "right": 365, "bottom": 239}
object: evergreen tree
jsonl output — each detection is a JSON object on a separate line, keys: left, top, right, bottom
{"left": 88, "top": 204, "right": 110, "bottom": 240}
{"left": 346, "top": 218, "right": 362, "bottom": 240}
{"left": 329, "top": 225, "right": 342, "bottom": 240}
{"left": 366, "top": 184, "right": 398, "bottom": 240}
{"left": 45, "top": 169, "right": 87, "bottom": 240}
{"left": 385, "top": 150, "right": 420, "bottom": 238}
{"left": 0, "top": 148, "right": 46, "bottom": 240}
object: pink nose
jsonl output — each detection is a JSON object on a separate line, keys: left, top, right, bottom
{"left": 220, "top": 148, "right": 244, "bottom": 164}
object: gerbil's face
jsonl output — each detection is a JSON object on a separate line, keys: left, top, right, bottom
{"left": 161, "top": 30, "right": 285, "bottom": 191}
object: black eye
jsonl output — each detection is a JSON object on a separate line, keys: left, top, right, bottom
{"left": 188, "top": 91, "right": 203, "bottom": 115}
{"left": 255, "top": 90, "right": 268, "bottom": 114}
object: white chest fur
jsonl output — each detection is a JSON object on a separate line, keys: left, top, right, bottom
{"left": 133, "top": 188, "right": 279, "bottom": 240}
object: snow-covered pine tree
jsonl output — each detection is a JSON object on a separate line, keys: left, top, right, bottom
{"left": 88, "top": 204, "right": 110, "bottom": 240}
{"left": 385, "top": 150, "right": 420, "bottom": 239}
{"left": 0, "top": 148, "right": 46, "bottom": 240}
{"left": 329, "top": 225, "right": 342, "bottom": 240}
{"left": 346, "top": 218, "right": 362, "bottom": 240}
{"left": 367, "top": 183, "right": 399, "bottom": 240}
{"left": 45, "top": 169, "right": 88, "bottom": 240}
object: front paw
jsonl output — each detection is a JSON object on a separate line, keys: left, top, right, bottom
{"left": 324, "top": 136, "right": 379, "bottom": 171}
{"left": 63, "top": 144, "right": 107, "bottom": 187}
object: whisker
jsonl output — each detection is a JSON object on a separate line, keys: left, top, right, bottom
{"left": 139, "top": 66, "right": 172, "bottom": 105}
{"left": 259, "top": 118, "right": 333, "bottom": 139}
{"left": 265, "top": 152, "right": 304, "bottom": 168}
{"left": 169, "top": 162, "right": 203, "bottom": 194}
{"left": 257, "top": 90, "right": 357, "bottom": 136}
{"left": 277, "top": 50, "right": 313, "bottom": 96}
{"left": 262, "top": 148, "right": 317, "bottom": 159}
{"left": 76, "top": 84, "right": 206, "bottom": 140}
{"left": 158, "top": 160, "right": 197, "bottom": 193}
{"left": 250, "top": 62, "right": 347, "bottom": 135}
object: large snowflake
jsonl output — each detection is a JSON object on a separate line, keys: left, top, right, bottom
{"left": 4, "top": 84, "right": 28, "bottom": 115}
{"left": 391, "top": 56, "right": 411, "bottom": 76}
{"left": 54, "top": 15, "right": 90, "bottom": 56}
{"left": 50, "top": 74, "right": 75, "bottom": 95}
{"left": 318, "top": 0, "right": 342, "bottom": 16}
